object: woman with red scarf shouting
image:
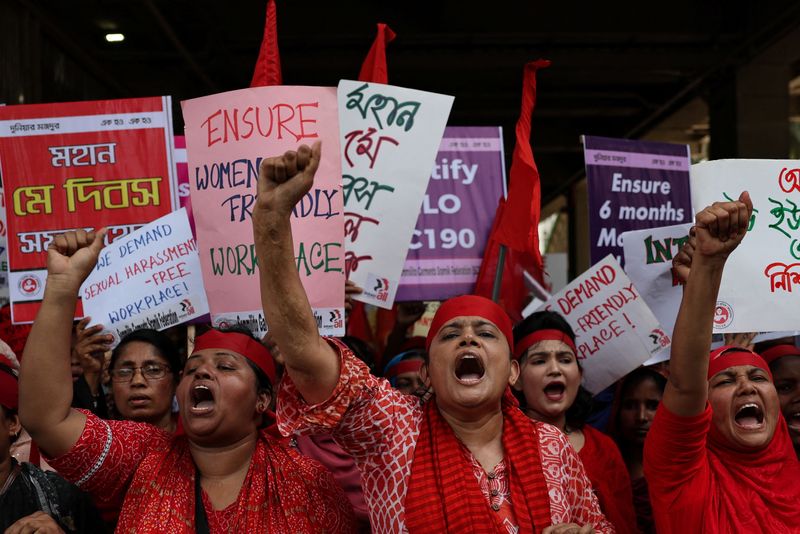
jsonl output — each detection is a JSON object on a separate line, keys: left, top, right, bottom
{"left": 643, "top": 192, "right": 800, "bottom": 533}
{"left": 18, "top": 230, "right": 355, "bottom": 532}
{"left": 256, "top": 142, "right": 613, "bottom": 534}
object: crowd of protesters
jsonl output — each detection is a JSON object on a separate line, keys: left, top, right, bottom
{"left": 1, "top": 143, "right": 798, "bottom": 533}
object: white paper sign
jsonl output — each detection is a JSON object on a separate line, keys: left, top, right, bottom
{"left": 622, "top": 222, "right": 692, "bottom": 364}
{"left": 538, "top": 255, "right": 671, "bottom": 393}
{"left": 339, "top": 80, "right": 454, "bottom": 308}
{"left": 691, "top": 159, "right": 800, "bottom": 332}
{"left": 81, "top": 208, "right": 209, "bottom": 344}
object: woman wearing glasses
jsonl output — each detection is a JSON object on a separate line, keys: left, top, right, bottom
{"left": 108, "top": 330, "right": 181, "bottom": 432}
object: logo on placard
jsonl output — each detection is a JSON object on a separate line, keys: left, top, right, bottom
{"left": 373, "top": 278, "right": 390, "bottom": 302}
{"left": 713, "top": 301, "right": 733, "bottom": 329}
{"left": 179, "top": 299, "right": 195, "bottom": 316}
{"left": 648, "top": 328, "right": 670, "bottom": 349}
{"left": 18, "top": 274, "right": 41, "bottom": 296}
{"left": 329, "top": 309, "right": 344, "bottom": 330}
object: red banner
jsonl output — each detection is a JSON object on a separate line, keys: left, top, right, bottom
{"left": 0, "top": 97, "right": 178, "bottom": 323}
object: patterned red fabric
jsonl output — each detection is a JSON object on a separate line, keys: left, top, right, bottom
{"left": 47, "top": 412, "right": 355, "bottom": 533}
{"left": 644, "top": 403, "right": 800, "bottom": 533}
{"left": 405, "top": 388, "right": 551, "bottom": 533}
{"left": 278, "top": 339, "right": 614, "bottom": 533}
{"left": 579, "top": 426, "right": 638, "bottom": 534}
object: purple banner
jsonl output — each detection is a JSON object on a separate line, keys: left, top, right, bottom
{"left": 584, "top": 136, "right": 692, "bottom": 266}
{"left": 396, "top": 126, "right": 506, "bottom": 301}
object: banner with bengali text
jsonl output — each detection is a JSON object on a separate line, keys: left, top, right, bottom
{"left": 339, "top": 80, "right": 454, "bottom": 308}
{"left": 81, "top": 208, "right": 209, "bottom": 344}
{"left": 691, "top": 159, "right": 800, "bottom": 332}
{"left": 584, "top": 135, "right": 692, "bottom": 266}
{"left": 538, "top": 255, "right": 670, "bottom": 393}
{"left": 181, "top": 86, "right": 345, "bottom": 337}
{"left": 0, "top": 97, "right": 178, "bottom": 323}
{"left": 396, "top": 126, "right": 506, "bottom": 301}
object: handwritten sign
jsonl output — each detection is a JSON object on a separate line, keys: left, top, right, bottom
{"left": 538, "top": 255, "right": 670, "bottom": 393}
{"left": 0, "top": 97, "right": 179, "bottom": 323}
{"left": 691, "top": 159, "right": 800, "bottom": 332}
{"left": 584, "top": 136, "right": 692, "bottom": 266}
{"left": 622, "top": 223, "right": 691, "bottom": 365}
{"left": 181, "top": 86, "right": 345, "bottom": 337}
{"left": 80, "top": 208, "right": 209, "bottom": 344}
{"left": 339, "top": 80, "right": 454, "bottom": 308}
{"left": 396, "top": 126, "right": 506, "bottom": 301}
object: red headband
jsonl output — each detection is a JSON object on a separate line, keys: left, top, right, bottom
{"left": 514, "top": 329, "right": 578, "bottom": 361}
{"left": 386, "top": 359, "right": 423, "bottom": 379}
{"left": 0, "top": 356, "right": 19, "bottom": 410}
{"left": 193, "top": 330, "right": 276, "bottom": 384}
{"left": 708, "top": 345, "right": 772, "bottom": 380}
{"left": 426, "top": 295, "right": 513, "bottom": 354}
{"left": 760, "top": 344, "right": 800, "bottom": 365}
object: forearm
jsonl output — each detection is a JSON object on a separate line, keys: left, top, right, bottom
{"left": 255, "top": 213, "right": 339, "bottom": 401}
{"left": 664, "top": 257, "right": 724, "bottom": 415}
{"left": 19, "top": 283, "right": 85, "bottom": 441}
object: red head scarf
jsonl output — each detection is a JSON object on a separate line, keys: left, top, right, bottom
{"left": 193, "top": 330, "right": 276, "bottom": 384}
{"left": 760, "top": 344, "right": 800, "bottom": 365}
{"left": 425, "top": 295, "right": 514, "bottom": 355}
{"left": 702, "top": 347, "right": 800, "bottom": 531}
{"left": 707, "top": 345, "right": 771, "bottom": 380}
{"left": 513, "top": 328, "right": 577, "bottom": 361}
{"left": 0, "top": 355, "right": 19, "bottom": 410}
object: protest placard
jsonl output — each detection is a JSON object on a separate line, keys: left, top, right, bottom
{"left": 538, "top": 255, "right": 671, "bottom": 393}
{"left": 339, "top": 80, "right": 454, "bottom": 308}
{"left": 583, "top": 136, "right": 692, "bottom": 266}
{"left": 0, "top": 97, "right": 179, "bottom": 323}
{"left": 181, "top": 86, "right": 345, "bottom": 337}
{"left": 0, "top": 190, "right": 8, "bottom": 307}
{"left": 691, "top": 159, "right": 800, "bottom": 333}
{"left": 622, "top": 222, "right": 692, "bottom": 364}
{"left": 396, "top": 126, "right": 506, "bottom": 301}
{"left": 81, "top": 208, "right": 209, "bottom": 344}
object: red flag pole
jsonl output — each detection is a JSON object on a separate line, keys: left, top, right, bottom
{"left": 250, "top": 0, "right": 282, "bottom": 87}
{"left": 491, "top": 245, "right": 507, "bottom": 302}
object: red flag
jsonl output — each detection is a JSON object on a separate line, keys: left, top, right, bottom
{"left": 358, "top": 23, "right": 396, "bottom": 83}
{"left": 474, "top": 60, "right": 550, "bottom": 319}
{"left": 250, "top": 0, "right": 282, "bottom": 87}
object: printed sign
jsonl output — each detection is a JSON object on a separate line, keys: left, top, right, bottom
{"left": 181, "top": 86, "right": 345, "bottom": 337}
{"left": 81, "top": 208, "right": 209, "bottom": 344}
{"left": 339, "top": 80, "right": 454, "bottom": 308}
{"left": 0, "top": 97, "right": 178, "bottom": 323}
{"left": 539, "top": 255, "right": 670, "bottom": 393}
{"left": 396, "top": 126, "right": 506, "bottom": 301}
{"left": 0, "top": 187, "right": 8, "bottom": 307}
{"left": 584, "top": 136, "right": 692, "bottom": 266}
{"left": 622, "top": 222, "right": 692, "bottom": 363}
{"left": 691, "top": 159, "right": 800, "bottom": 332}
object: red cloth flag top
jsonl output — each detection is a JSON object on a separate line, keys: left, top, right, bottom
{"left": 347, "top": 23, "right": 397, "bottom": 346}
{"left": 358, "top": 23, "right": 396, "bottom": 84}
{"left": 474, "top": 60, "right": 550, "bottom": 320}
{"left": 250, "top": 0, "right": 282, "bottom": 87}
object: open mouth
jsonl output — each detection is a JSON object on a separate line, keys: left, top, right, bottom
{"left": 543, "top": 382, "right": 566, "bottom": 402}
{"left": 190, "top": 384, "right": 215, "bottom": 414}
{"left": 787, "top": 411, "right": 800, "bottom": 432}
{"left": 454, "top": 354, "right": 485, "bottom": 383}
{"left": 734, "top": 403, "right": 765, "bottom": 430}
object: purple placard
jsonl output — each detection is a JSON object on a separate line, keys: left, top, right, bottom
{"left": 396, "top": 126, "right": 506, "bottom": 301}
{"left": 584, "top": 136, "right": 692, "bottom": 266}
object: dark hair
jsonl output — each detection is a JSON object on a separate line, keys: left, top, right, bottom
{"left": 214, "top": 325, "right": 273, "bottom": 397}
{"left": 111, "top": 329, "right": 182, "bottom": 379}
{"left": 341, "top": 335, "right": 378, "bottom": 375}
{"left": 0, "top": 404, "right": 19, "bottom": 443}
{"left": 610, "top": 367, "right": 668, "bottom": 451}
{"left": 513, "top": 310, "right": 592, "bottom": 430}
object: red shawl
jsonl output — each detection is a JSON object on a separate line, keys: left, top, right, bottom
{"left": 705, "top": 413, "right": 800, "bottom": 532}
{"left": 116, "top": 430, "right": 355, "bottom": 533}
{"left": 404, "top": 389, "right": 551, "bottom": 533}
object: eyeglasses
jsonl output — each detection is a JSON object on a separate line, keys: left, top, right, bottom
{"left": 110, "top": 364, "right": 170, "bottom": 382}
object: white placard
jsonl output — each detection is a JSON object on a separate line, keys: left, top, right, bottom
{"left": 538, "top": 255, "right": 671, "bottom": 393}
{"left": 691, "top": 159, "right": 800, "bottom": 332}
{"left": 339, "top": 80, "right": 454, "bottom": 308}
{"left": 81, "top": 208, "right": 209, "bottom": 344}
